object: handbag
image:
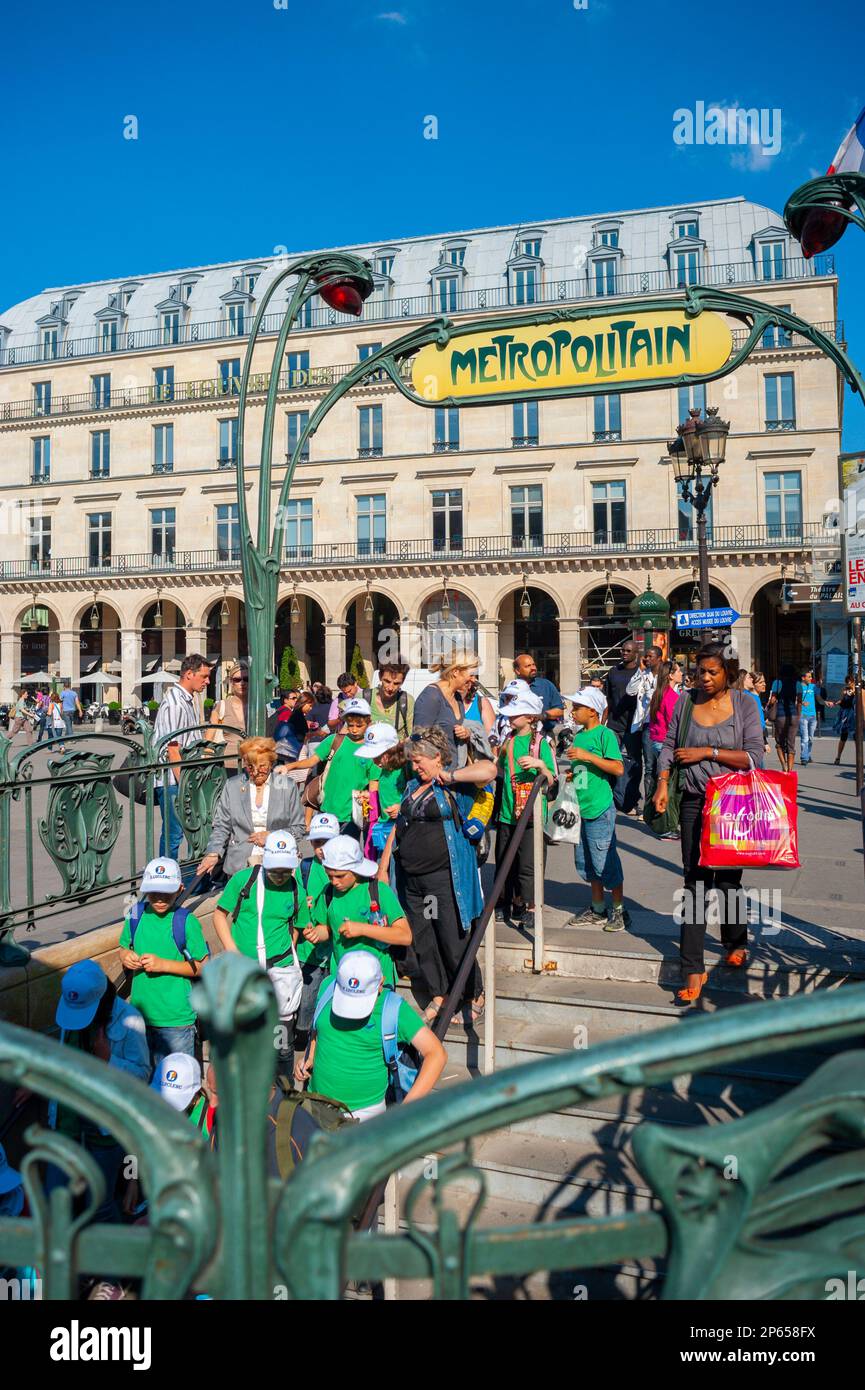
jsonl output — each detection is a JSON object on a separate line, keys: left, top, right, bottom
{"left": 544, "top": 775, "right": 582, "bottom": 845}
{"left": 699, "top": 767, "right": 800, "bottom": 869}
{"left": 506, "top": 731, "right": 541, "bottom": 818}
{"left": 642, "top": 695, "right": 694, "bottom": 836}
{"left": 254, "top": 870, "right": 303, "bottom": 1022}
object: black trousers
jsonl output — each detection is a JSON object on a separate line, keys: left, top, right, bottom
{"left": 609, "top": 725, "right": 643, "bottom": 812}
{"left": 401, "top": 866, "right": 482, "bottom": 1003}
{"left": 679, "top": 792, "right": 746, "bottom": 973}
{"left": 495, "top": 820, "right": 547, "bottom": 914}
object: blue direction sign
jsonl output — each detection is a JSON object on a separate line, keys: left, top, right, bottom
{"left": 674, "top": 607, "right": 740, "bottom": 630}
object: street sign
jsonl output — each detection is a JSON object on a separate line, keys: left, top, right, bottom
{"left": 674, "top": 607, "right": 740, "bottom": 630}
{"left": 783, "top": 582, "right": 842, "bottom": 604}
{"left": 844, "top": 530, "right": 865, "bottom": 614}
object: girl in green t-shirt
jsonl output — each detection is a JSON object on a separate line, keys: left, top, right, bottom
{"left": 321, "top": 834, "right": 412, "bottom": 987}
{"left": 494, "top": 694, "right": 555, "bottom": 929}
{"left": 564, "top": 688, "right": 629, "bottom": 933}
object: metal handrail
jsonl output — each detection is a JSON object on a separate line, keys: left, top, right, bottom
{"left": 0, "top": 256, "right": 836, "bottom": 371}
{"left": 0, "top": 523, "right": 829, "bottom": 583}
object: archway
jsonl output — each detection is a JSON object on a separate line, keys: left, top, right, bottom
{"left": 666, "top": 580, "right": 731, "bottom": 675}
{"left": 18, "top": 603, "right": 59, "bottom": 679}
{"left": 139, "top": 599, "right": 188, "bottom": 705}
{"left": 275, "top": 595, "right": 326, "bottom": 687}
{"left": 78, "top": 600, "right": 122, "bottom": 704}
{"left": 419, "top": 589, "right": 478, "bottom": 669}
{"left": 345, "top": 592, "right": 399, "bottom": 681}
{"left": 206, "top": 596, "right": 247, "bottom": 698}
{"left": 499, "top": 587, "right": 560, "bottom": 687}
{"left": 579, "top": 584, "right": 636, "bottom": 677}
{"left": 752, "top": 579, "right": 812, "bottom": 679}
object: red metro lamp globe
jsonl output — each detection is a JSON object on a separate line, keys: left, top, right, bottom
{"left": 316, "top": 276, "right": 371, "bottom": 317}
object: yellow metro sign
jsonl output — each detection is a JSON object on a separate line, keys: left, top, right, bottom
{"left": 411, "top": 309, "right": 733, "bottom": 402}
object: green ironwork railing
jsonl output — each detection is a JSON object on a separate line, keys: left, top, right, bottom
{"left": 2, "top": 951, "right": 865, "bottom": 1300}
{"left": 0, "top": 722, "right": 242, "bottom": 965}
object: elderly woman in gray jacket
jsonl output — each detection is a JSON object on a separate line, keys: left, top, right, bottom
{"left": 197, "top": 736, "right": 305, "bottom": 880}
{"left": 652, "top": 642, "right": 765, "bottom": 1005}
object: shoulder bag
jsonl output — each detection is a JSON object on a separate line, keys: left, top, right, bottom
{"left": 642, "top": 695, "right": 694, "bottom": 836}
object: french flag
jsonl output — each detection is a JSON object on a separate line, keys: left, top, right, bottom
{"left": 827, "top": 104, "right": 865, "bottom": 175}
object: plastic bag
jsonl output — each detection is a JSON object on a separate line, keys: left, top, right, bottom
{"left": 699, "top": 768, "right": 799, "bottom": 869}
{"left": 544, "top": 775, "right": 582, "bottom": 845}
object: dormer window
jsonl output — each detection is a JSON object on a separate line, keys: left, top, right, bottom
{"left": 120, "top": 281, "right": 141, "bottom": 309}
{"left": 242, "top": 264, "right": 265, "bottom": 296}
{"left": 441, "top": 238, "right": 469, "bottom": 268}
{"left": 61, "top": 292, "right": 82, "bottom": 319}
{"left": 675, "top": 219, "right": 699, "bottom": 238}
{"left": 101, "top": 319, "right": 119, "bottom": 351}
{"left": 521, "top": 237, "right": 541, "bottom": 258}
{"left": 161, "top": 310, "right": 180, "bottom": 344}
{"left": 95, "top": 296, "right": 126, "bottom": 354}
{"left": 42, "top": 327, "right": 59, "bottom": 361}
{"left": 221, "top": 283, "right": 253, "bottom": 338}
{"left": 376, "top": 252, "right": 395, "bottom": 277}
{"left": 666, "top": 214, "right": 707, "bottom": 290}
{"left": 177, "top": 274, "right": 201, "bottom": 302}
{"left": 515, "top": 229, "right": 544, "bottom": 261}
{"left": 599, "top": 229, "right": 618, "bottom": 247}
{"left": 227, "top": 302, "right": 245, "bottom": 336}
{"left": 511, "top": 266, "right": 538, "bottom": 305}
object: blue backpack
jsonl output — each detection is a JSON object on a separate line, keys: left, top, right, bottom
{"left": 127, "top": 901, "right": 193, "bottom": 963}
{"left": 312, "top": 982, "right": 419, "bottom": 1105}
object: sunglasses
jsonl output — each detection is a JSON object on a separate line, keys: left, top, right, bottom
{"left": 232, "top": 677, "right": 248, "bottom": 684}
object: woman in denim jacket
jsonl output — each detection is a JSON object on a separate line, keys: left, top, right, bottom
{"left": 379, "top": 726, "right": 496, "bottom": 1028}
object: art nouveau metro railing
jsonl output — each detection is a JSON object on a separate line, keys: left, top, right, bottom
{"left": 2, "top": 952, "right": 865, "bottom": 1300}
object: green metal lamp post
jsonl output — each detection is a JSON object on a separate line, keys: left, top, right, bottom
{"left": 629, "top": 579, "right": 671, "bottom": 656}
{"left": 668, "top": 405, "right": 730, "bottom": 612}
{"left": 233, "top": 253, "right": 375, "bottom": 734}
{"left": 784, "top": 172, "right": 865, "bottom": 257}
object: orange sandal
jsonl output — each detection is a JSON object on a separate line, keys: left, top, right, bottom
{"left": 676, "top": 972, "right": 708, "bottom": 1003}
{"left": 725, "top": 949, "right": 748, "bottom": 968}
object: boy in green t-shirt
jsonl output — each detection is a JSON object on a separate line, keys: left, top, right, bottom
{"left": 320, "top": 834, "right": 411, "bottom": 988}
{"left": 295, "top": 950, "right": 446, "bottom": 1120}
{"left": 494, "top": 692, "right": 556, "bottom": 930}
{"left": 563, "top": 687, "right": 629, "bottom": 933}
{"left": 118, "top": 857, "right": 209, "bottom": 1070}
{"left": 283, "top": 697, "right": 373, "bottom": 834}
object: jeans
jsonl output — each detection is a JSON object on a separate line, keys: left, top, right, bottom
{"left": 574, "top": 803, "right": 624, "bottom": 889}
{"left": 296, "top": 959, "right": 328, "bottom": 1035}
{"left": 610, "top": 726, "right": 643, "bottom": 812}
{"left": 643, "top": 733, "right": 664, "bottom": 803}
{"left": 146, "top": 1023, "right": 196, "bottom": 1074}
{"left": 799, "top": 716, "right": 817, "bottom": 762}
{"left": 62, "top": 712, "right": 74, "bottom": 739}
{"left": 157, "top": 782, "right": 184, "bottom": 860}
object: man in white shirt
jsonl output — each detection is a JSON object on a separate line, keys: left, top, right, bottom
{"left": 625, "top": 646, "right": 663, "bottom": 805}
{"left": 153, "top": 653, "right": 211, "bottom": 862}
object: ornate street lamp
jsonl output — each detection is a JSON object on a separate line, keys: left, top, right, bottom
{"left": 603, "top": 570, "right": 615, "bottom": 619}
{"left": 154, "top": 589, "right": 163, "bottom": 630}
{"left": 89, "top": 595, "right": 100, "bottom": 631}
{"left": 668, "top": 406, "right": 730, "bottom": 612}
{"left": 441, "top": 575, "right": 451, "bottom": 617}
{"left": 785, "top": 173, "right": 865, "bottom": 257}
{"left": 220, "top": 590, "right": 230, "bottom": 627}
{"left": 289, "top": 585, "right": 301, "bottom": 623}
{"left": 363, "top": 581, "right": 374, "bottom": 620}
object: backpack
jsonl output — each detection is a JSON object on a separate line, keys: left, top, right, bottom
{"left": 311, "top": 981, "right": 419, "bottom": 1105}
{"left": 127, "top": 901, "right": 194, "bottom": 962}
{"left": 267, "top": 1076, "right": 354, "bottom": 1178}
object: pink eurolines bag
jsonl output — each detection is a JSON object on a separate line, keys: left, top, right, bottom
{"left": 699, "top": 767, "right": 799, "bottom": 869}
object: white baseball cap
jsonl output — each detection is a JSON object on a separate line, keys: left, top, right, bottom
{"left": 499, "top": 678, "right": 532, "bottom": 701}
{"left": 140, "top": 857, "right": 183, "bottom": 894}
{"left": 151, "top": 1053, "right": 202, "bottom": 1112}
{"left": 331, "top": 950, "right": 383, "bottom": 1019}
{"left": 308, "top": 812, "right": 340, "bottom": 842}
{"left": 355, "top": 723, "right": 400, "bottom": 759}
{"left": 56, "top": 959, "right": 108, "bottom": 1031}
{"left": 262, "top": 830, "right": 300, "bottom": 869}
{"left": 341, "top": 696, "right": 371, "bottom": 717}
{"left": 504, "top": 692, "right": 544, "bottom": 718}
{"left": 321, "top": 834, "right": 378, "bottom": 879}
{"left": 566, "top": 687, "right": 608, "bottom": 717}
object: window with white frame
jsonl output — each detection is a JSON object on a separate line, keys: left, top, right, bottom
{"left": 434, "top": 406, "right": 459, "bottom": 452}
{"left": 226, "top": 302, "right": 245, "bottom": 337}
{"left": 286, "top": 351, "right": 309, "bottom": 386}
{"left": 762, "top": 305, "right": 793, "bottom": 349}
{"left": 282, "top": 497, "right": 313, "bottom": 557}
{"left": 677, "top": 383, "right": 706, "bottom": 423}
{"left": 32, "top": 436, "right": 50, "bottom": 482}
{"left": 91, "top": 373, "right": 111, "bottom": 409}
{"left": 764, "top": 470, "right": 802, "bottom": 538}
{"left": 28, "top": 513, "right": 51, "bottom": 568}
{"left": 512, "top": 399, "right": 539, "bottom": 446}
{"left": 87, "top": 512, "right": 112, "bottom": 567}
{"left": 286, "top": 411, "right": 309, "bottom": 462}
{"left": 150, "top": 508, "right": 176, "bottom": 560}
{"left": 100, "top": 319, "right": 119, "bottom": 352}
{"left": 33, "top": 381, "right": 51, "bottom": 415}
{"left": 154, "top": 366, "right": 174, "bottom": 401}
{"left": 219, "top": 358, "right": 241, "bottom": 395}
{"left": 760, "top": 241, "right": 786, "bottom": 280}
{"left": 594, "top": 257, "right": 617, "bottom": 296}
{"left": 218, "top": 418, "right": 238, "bottom": 466}
{"left": 216, "top": 503, "right": 240, "bottom": 560}
{"left": 432, "top": 489, "right": 463, "bottom": 551}
{"left": 593, "top": 393, "right": 622, "bottom": 441}
{"left": 90, "top": 430, "right": 110, "bottom": 478}
{"left": 41, "top": 328, "right": 58, "bottom": 360}
{"left": 592, "top": 480, "right": 627, "bottom": 543}
{"left": 511, "top": 266, "right": 538, "bottom": 305}
{"left": 764, "top": 373, "right": 796, "bottom": 430}
{"left": 161, "top": 311, "right": 180, "bottom": 345}
{"left": 436, "top": 276, "right": 459, "bottom": 313}
{"left": 358, "top": 405, "right": 383, "bottom": 457}
{"left": 153, "top": 423, "right": 174, "bottom": 472}
{"left": 674, "top": 249, "right": 699, "bottom": 287}
{"left": 510, "top": 484, "right": 543, "bottom": 548}
{"left": 357, "top": 494, "right": 387, "bottom": 554}
{"left": 675, "top": 220, "right": 699, "bottom": 238}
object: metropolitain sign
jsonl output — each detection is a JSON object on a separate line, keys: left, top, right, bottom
{"left": 410, "top": 309, "right": 733, "bottom": 403}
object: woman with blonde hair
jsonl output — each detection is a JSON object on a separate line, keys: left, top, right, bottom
{"left": 413, "top": 651, "right": 480, "bottom": 768}
{"left": 197, "top": 735, "right": 305, "bottom": 880}
{"left": 206, "top": 661, "right": 248, "bottom": 773}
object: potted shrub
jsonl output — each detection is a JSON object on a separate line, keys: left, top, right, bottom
{"left": 147, "top": 699, "right": 159, "bottom": 722}
{"left": 204, "top": 698, "right": 215, "bottom": 716}
{"left": 349, "top": 643, "right": 368, "bottom": 689}
{"left": 279, "top": 645, "right": 302, "bottom": 692}
{"left": 107, "top": 701, "right": 122, "bottom": 725}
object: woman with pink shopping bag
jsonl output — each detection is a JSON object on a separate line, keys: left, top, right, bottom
{"left": 652, "top": 642, "right": 765, "bottom": 1006}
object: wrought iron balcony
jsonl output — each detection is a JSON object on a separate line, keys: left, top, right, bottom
{"left": 30, "top": 472, "right": 51, "bottom": 485}
{"left": 433, "top": 440, "right": 460, "bottom": 453}
{"left": 593, "top": 430, "right": 622, "bottom": 443}
{"left": 511, "top": 435, "right": 539, "bottom": 448}
{"left": 766, "top": 419, "right": 797, "bottom": 432}
{"left": 0, "top": 523, "right": 826, "bottom": 583}
{"left": 0, "top": 255, "right": 837, "bottom": 370}
{"left": 358, "top": 446, "right": 383, "bottom": 459}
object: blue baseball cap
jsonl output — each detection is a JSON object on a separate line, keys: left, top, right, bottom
{"left": 56, "top": 959, "right": 108, "bottom": 1031}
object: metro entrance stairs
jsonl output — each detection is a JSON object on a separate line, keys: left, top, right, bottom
{"left": 387, "top": 912, "right": 865, "bottom": 1300}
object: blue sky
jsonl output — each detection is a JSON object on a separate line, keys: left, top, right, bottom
{"left": 2, "top": 0, "right": 863, "bottom": 445}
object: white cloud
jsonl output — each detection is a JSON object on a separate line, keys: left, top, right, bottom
{"left": 377, "top": 10, "right": 408, "bottom": 21}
